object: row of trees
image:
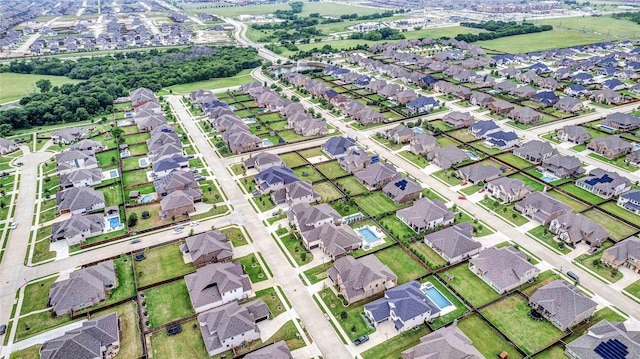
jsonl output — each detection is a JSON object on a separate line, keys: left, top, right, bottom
{"left": 349, "top": 28, "right": 405, "bottom": 41}
{"left": 612, "top": 12, "right": 640, "bottom": 24}
{"left": 456, "top": 21, "right": 552, "bottom": 43}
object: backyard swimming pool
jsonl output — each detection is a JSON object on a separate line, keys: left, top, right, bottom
{"left": 357, "top": 227, "right": 379, "bottom": 243}
{"left": 466, "top": 151, "right": 479, "bottom": 160}
{"left": 140, "top": 195, "right": 153, "bottom": 203}
{"left": 600, "top": 125, "right": 616, "bottom": 132}
{"left": 244, "top": 118, "right": 257, "bottom": 124}
{"left": 139, "top": 158, "right": 149, "bottom": 167}
{"left": 109, "top": 170, "right": 119, "bottom": 178}
{"left": 262, "top": 139, "right": 274, "bottom": 147}
{"left": 541, "top": 174, "right": 560, "bottom": 183}
{"left": 108, "top": 217, "right": 121, "bottom": 229}
{"left": 412, "top": 128, "right": 424, "bottom": 134}
{"left": 343, "top": 212, "right": 364, "bottom": 223}
{"left": 421, "top": 282, "right": 453, "bottom": 310}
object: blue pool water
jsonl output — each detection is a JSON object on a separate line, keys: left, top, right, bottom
{"left": 633, "top": 144, "right": 640, "bottom": 151}
{"left": 244, "top": 118, "right": 257, "bottom": 124}
{"left": 541, "top": 174, "right": 559, "bottom": 183}
{"left": 139, "top": 158, "right": 149, "bottom": 167}
{"left": 262, "top": 139, "right": 274, "bottom": 147}
{"left": 344, "top": 212, "right": 363, "bottom": 223}
{"left": 412, "top": 128, "right": 424, "bottom": 134}
{"left": 357, "top": 227, "right": 379, "bottom": 243}
{"left": 422, "top": 284, "right": 453, "bottom": 309}
{"left": 466, "top": 151, "right": 479, "bottom": 160}
{"left": 109, "top": 217, "right": 121, "bottom": 229}
{"left": 600, "top": 125, "right": 616, "bottom": 132}
{"left": 140, "top": 195, "right": 153, "bottom": 203}
{"left": 109, "top": 170, "right": 118, "bottom": 178}
{"left": 125, "top": 113, "right": 132, "bottom": 118}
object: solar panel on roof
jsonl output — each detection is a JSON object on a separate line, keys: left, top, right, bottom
{"left": 394, "top": 179, "right": 408, "bottom": 190}
{"left": 594, "top": 339, "right": 629, "bottom": 359}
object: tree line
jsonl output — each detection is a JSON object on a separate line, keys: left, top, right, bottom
{"left": 0, "top": 46, "right": 260, "bottom": 134}
{"left": 612, "top": 12, "right": 640, "bottom": 24}
{"left": 456, "top": 21, "right": 553, "bottom": 43}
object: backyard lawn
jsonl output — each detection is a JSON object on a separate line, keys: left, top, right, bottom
{"left": 103, "top": 184, "right": 124, "bottom": 207}
{"left": 335, "top": 176, "right": 368, "bottom": 196}
{"left": 565, "top": 307, "right": 625, "bottom": 343}
{"left": 355, "top": 192, "right": 403, "bottom": 217}
{"left": 410, "top": 242, "right": 447, "bottom": 269}
{"left": 150, "top": 319, "right": 211, "bottom": 359}
{"left": 279, "top": 152, "right": 307, "bottom": 168}
{"left": 518, "top": 270, "right": 559, "bottom": 297}
{"left": 379, "top": 215, "right": 415, "bottom": 241}
{"left": 313, "top": 181, "right": 343, "bottom": 202}
{"left": 299, "top": 147, "right": 326, "bottom": 160}
{"left": 581, "top": 209, "right": 637, "bottom": 241}
{"left": 496, "top": 153, "right": 534, "bottom": 169}
{"left": 458, "top": 314, "right": 523, "bottom": 359}
{"left": 547, "top": 190, "right": 590, "bottom": 212}
{"left": 361, "top": 325, "right": 431, "bottom": 359}
{"left": 559, "top": 184, "right": 606, "bottom": 205}
{"left": 126, "top": 203, "right": 172, "bottom": 231}
{"left": 315, "top": 161, "right": 348, "bottom": 179}
{"left": 599, "top": 201, "right": 640, "bottom": 224}
{"left": 292, "top": 165, "right": 324, "bottom": 183}
{"left": 135, "top": 243, "right": 196, "bottom": 287}
{"left": 93, "top": 301, "right": 143, "bottom": 359}
{"left": 144, "top": 279, "right": 194, "bottom": 328}
{"left": 481, "top": 295, "right": 565, "bottom": 355}
{"left": 508, "top": 173, "right": 545, "bottom": 192}
{"left": 421, "top": 276, "right": 468, "bottom": 329}
{"left": 122, "top": 169, "right": 150, "bottom": 187}
{"left": 442, "top": 264, "right": 499, "bottom": 307}
{"left": 375, "top": 246, "right": 429, "bottom": 283}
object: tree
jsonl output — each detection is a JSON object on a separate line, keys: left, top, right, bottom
{"left": 127, "top": 213, "right": 138, "bottom": 227}
{"left": 110, "top": 126, "right": 124, "bottom": 144}
{"left": 36, "top": 79, "right": 52, "bottom": 93}
{"left": 300, "top": 252, "right": 307, "bottom": 262}
{"left": 340, "top": 311, "right": 348, "bottom": 320}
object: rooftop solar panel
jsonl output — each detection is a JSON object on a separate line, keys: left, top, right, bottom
{"left": 594, "top": 339, "right": 629, "bottom": 359}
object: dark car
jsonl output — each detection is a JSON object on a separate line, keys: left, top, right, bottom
{"left": 131, "top": 239, "right": 141, "bottom": 244}
{"left": 0, "top": 324, "right": 6, "bottom": 335}
{"left": 354, "top": 335, "right": 369, "bottom": 345}
{"left": 16, "top": 162, "right": 23, "bottom": 166}
{"left": 166, "top": 325, "right": 182, "bottom": 336}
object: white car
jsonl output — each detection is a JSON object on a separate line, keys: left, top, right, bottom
{"left": 173, "top": 225, "right": 185, "bottom": 234}
{"left": 9, "top": 223, "right": 17, "bottom": 230}
{"left": 190, "top": 221, "right": 200, "bottom": 227}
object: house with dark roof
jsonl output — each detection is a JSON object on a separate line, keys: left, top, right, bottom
{"left": 587, "top": 135, "right": 633, "bottom": 159}
{"left": 243, "top": 152, "right": 284, "bottom": 172}
{"left": 70, "top": 139, "right": 105, "bottom": 153}
{"left": 401, "top": 324, "right": 483, "bottom": 359}
{"left": 617, "top": 190, "right": 640, "bottom": 216}
{"left": 484, "top": 131, "right": 519, "bottom": 150}
{"left": 225, "top": 129, "right": 262, "bottom": 154}
{"left": 468, "top": 120, "right": 499, "bottom": 139}
{"left": 244, "top": 341, "right": 292, "bottom": 359}
{"left": 51, "top": 214, "right": 105, "bottom": 246}
{"left": 509, "top": 107, "right": 543, "bottom": 124}
{"left": 531, "top": 91, "right": 560, "bottom": 106}
{"left": 470, "top": 92, "right": 494, "bottom": 107}
{"left": 49, "top": 261, "right": 115, "bottom": 315}
{"left": 409, "top": 132, "right": 439, "bottom": 156}
{"left": 159, "top": 190, "right": 197, "bottom": 219}
{"left": 455, "top": 163, "right": 501, "bottom": 184}
{"left": 198, "top": 300, "right": 268, "bottom": 356}
{"left": 554, "top": 96, "right": 583, "bottom": 113}
{"left": 328, "top": 255, "right": 397, "bottom": 304}
{"left": 154, "top": 170, "right": 202, "bottom": 199}
{"left": 443, "top": 111, "right": 474, "bottom": 129}
{"left": 564, "top": 84, "right": 591, "bottom": 97}
{"left": 550, "top": 212, "right": 608, "bottom": 247}
{"left": 322, "top": 136, "right": 356, "bottom": 159}
{"left": 591, "top": 88, "right": 624, "bottom": 104}
{"left": 254, "top": 166, "right": 299, "bottom": 193}
{"left": 56, "top": 187, "right": 105, "bottom": 215}
{"left": 469, "top": 246, "right": 539, "bottom": 294}
{"left": 40, "top": 313, "right": 120, "bottom": 359}
{"left": 60, "top": 168, "right": 103, "bottom": 188}
{"left": 601, "top": 236, "right": 640, "bottom": 273}
{"left": 271, "top": 180, "right": 321, "bottom": 207}
{"left": 406, "top": 96, "right": 440, "bottom": 114}
{"left": 51, "top": 127, "right": 89, "bottom": 144}
{"left": 603, "top": 112, "right": 640, "bottom": 131}
{"left": 539, "top": 154, "right": 585, "bottom": 178}
{"left": 485, "top": 177, "right": 533, "bottom": 203}
{"left": 56, "top": 150, "right": 99, "bottom": 175}
{"left": 557, "top": 125, "right": 591, "bottom": 144}
{"left": 529, "top": 280, "right": 597, "bottom": 331}
{"left": 396, "top": 198, "right": 455, "bottom": 233}
{"left": 364, "top": 281, "right": 441, "bottom": 332}
{"left": 130, "top": 87, "right": 156, "bottom": 108}
{"left": 576, "top": 169, "right": 631, "bottom": 198}
{"left": 515, "top": 192, "right": 572, "bottom": 225}
{"left": 182, "top": 231, "right": 232, "bottom": 266}
{"left": 427, "top": 145, "right": 469, "bottom": 169}
{"left": 354, "top": 162, "right": 400, "bottom": 190}
{"left": 565, "top": 320, "right": 640, "bottom": 359}
{"left": 338, "top": 146, "right": 373, "bottom": 174}
{"left": 382, "top": 177, "right": 422, "bottom": 204}
{"left": 185, "top": 262, "right": 252, "bottom": 313}
{"left": 514, "top": 140, "right": 557, "bottom": 164}
{"left": 288, "top": 202, "right": 342, "bottom": 249}
{"left": 424, "top": 222, "right": 481, "bottom": 264}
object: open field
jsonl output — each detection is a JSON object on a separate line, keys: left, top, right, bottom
{"left": 534, "top": 15, "right": 640, "bottom": 39}
{"left": 163, "top": 69, "right": 255, "bottom": 93}
{"left": 0, "top": 73, "right": 81, "bottom": 104}
{"left": 476, "top": 28, "right": 609, "bottom": 53}
{"left": 189, "top": 2, "right": 384, "bottom": 18}
{"left": 144, "top": 279, "right": 194, "bottom": 328}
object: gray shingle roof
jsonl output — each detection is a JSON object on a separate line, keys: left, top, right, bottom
{"left": 51, "top": 213, "right": 105, "bottom": 241}
{"left": 327, "top": 255, "right": 397, "bottom": 301}
{"left": 604, "top": 236, "right": 640, "bottom": 262}
{"left": 424, "top": 222, "right": 481, "bottom": 261}
{"left": 41, "top": 313, "right": 119, "bottom": 359}
{"left": 198, "top": 300, "right": 265, "bottom": 355}
{"left": 244, "top": 340, "right": 292, "bottom": 359}
{"left": 396, "top": 198, "right": 454, "bottom": 230}
{"left": 530, "top": 280, "right": 597, "bottom": 330}
{"left": 401, "top": 324, "right": 483, "bottom": 359}
{"left": 185, "top": 262, "right": 250, "bottom": 311}
{"left": 456, "top": 163, "right": 501, "bottom": 183}
{"left": 566, "top": 321, "right": 640, "bottom": 359}
{"left": 470, "top": 246, "right": 538, "bottom": 291}
{"left": 184, "top": 231, "right": 233, "bottom": 264}
{"left": 56, "top": 187, "right": 105, "bottom": 213}
{"left": 48, "top": 261, "right": 115, "bottom": 315}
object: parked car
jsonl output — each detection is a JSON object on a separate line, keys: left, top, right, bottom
{"left": 131, "top": 239, "right": 141, "bottom": 244}
{"left": 354, "top": 335, "right": 369, "bottom": 345}
{"left": 9, "top": 223, "right": 17, "bottom": 230}
{"left": 0, "top": 324, "right": 6, "bottom": 335}
{"left": 190, "top": 221, "right": 200, "bottom": 227}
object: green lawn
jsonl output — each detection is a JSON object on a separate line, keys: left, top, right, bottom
{"left": 574, "top": 241, "right": 623, "bottom": 282}
{"left": 519, "top": 270, "right": 559, "bottom": 297}
{"left": 122, "top": 169, "right": 149, "bottom": 187}
{"left": 21, "top": 276, "right": 58, "bottom": 315}
{"left": 298, "top": 146, "right": 326, "bottom": 160}
{"left": 625, "top": 279, "right": 640, "bottom": 300}
{"left": 102, "top": 184, "right": 124, "bottom": 207}
{"left": 476, "top": 28, "right": 609, "bottom": 53}
{"left": 293, "top": 165, "right": 324, "bottom": 182}
{"left": 150, "top": 319, "right": 211, "bottom": 359}
{"left": 313, "top": 181, "right": 343, "bottom": 202}
{"left": 95, "top": 149, "right": 120, "bottom": 167}
{"left": 335, "top": 176, "right": 368, "bottom": 196}
{"left": 481, "top": 295, "right": 565, "bottom": 355}
{"left": 509, "top": 173, "right": 545, "bottom": 192}
{"left": 534, "top": 15, "right": 640, "bottom": 39}
{"left": 560, "top": 183, "right": 608, "bottom": 205}
{"left": 253, "top": 287, "right": 287, "bottom": 318}
{"left": 458, "top": 314, "right": 524, "bottom": 359}
{"left": 318, "top": 288, "right": 375, "bottom": 341}
{"left": 93, "top": 301, "right": 143, "bottom": 359}
{"left": 164, "top": 69, "right": 256, "bottom": 93}
{"left": 234, "top": 253, "right": 268, "bottom": 283}
{"left": 361, "top": 325, "right": 431, "bottom": 359}
{"left": 144, "top": 279, "right": 194, "bottom": 328}
{"left": 303, "top": 262, "right": 334, "bottom": 284}
{"left": 533, "top": 345, "right": 566, "bottom": 359}
{"left": 354, "top": 191, "right": 403, "bottom": 217}
{"left": 15, "top": 311, "right": 76, "bottom": 342}
{"left": 375, "top": 246, "right": 429, "bottom": 283}
{"left": 135, "top": 242, "right": 196, "bottom": 287}
{"left": 280, "top": 233, "right": 313, "bottom": 266}
{"left": 0, "top": 73, "right": 81, "bottom": 103}
{"left": 75, "top": 256, "right": 137, "bottom": 314}
{"left": 9, "top": 344, "right": 42, "bottom": 359}
{"left": 496, "top": 153, "right": 533, "bottom": 169}
{"left": 234, "top": 320, "right": 305, "bottom": 356}
{"left": 315, "top": 161, "right": 348, "bottom": 179}
{"left": 599, "top": 201, "right": 640, "bottom": 224}
{"left": 581, "top": 209, "right": 637, "bottom": 242}
{"left": 398, "top": 150, "right": 429, "bottom": 168}
{"left": 279, "top": 152, "right": 308, "bottom": 168}
{"left": 220, "top": 226, "right": 252, "bottom": 247}
{"left": 410, "top": 242, "right": 447, "bottom": 269}
{"left": 379, "top": 215, "right": 415, "bottom": 241}
{"left": 253, "top": 193, "right": 276, "bottom": 212}
{"left": 421, "top": 276, "right": 467, "bottom": 329}
{"left": 588, "top": 153, "right": 639, "bottom": 172}
{"left": 431, "top": 169, "right": 462, "bottom": 186}
{"left": 547, "top": 190, "right": 590, "bottom": 212}
{"left": 442, "top": 265, "right": 499, "bottom": 307}
{"left": 460, "top": 184, "right": 483, "bottom": 196}
{"left": 479, "top": 198, "right": 529, "bottom": 227}
{"left": 528, "top": 225, "right": 572, "bottom": 254}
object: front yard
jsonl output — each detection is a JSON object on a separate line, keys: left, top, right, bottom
{"left": 574, "top": 241, "right": 623, "bottom": 282}
{"left": 233, "top": 253, "right": 268, "bottom": 283}
{"left": 318, "top": 287, "right": 375, "bottom": 341}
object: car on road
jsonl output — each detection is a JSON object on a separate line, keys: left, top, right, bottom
{"left": 131, "top": 239, "right": 141, "bottom": 244}
{"left": 9, "top": 223, "right": 17, "bottom": 230}
{"left": 458, "top": 196, "right": 466, "bottom": 200}
{"left": 354, "top": 335, "right": 369, "bottom": 346}
{"left": 0, "top": 324, "right": 7, "bottom": 335}
{"left": 16, "top": 162, "right": 23, "bottom": 166}
{"left": 174, "top": 225, "right": 185, "bottom": 234}
{"left": 190, "top": 221, "right": 200, "bottom": 227}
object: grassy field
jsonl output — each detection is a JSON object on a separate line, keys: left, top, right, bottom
{"left": 21, "top": 276, "right": 58, "bottom": 315}
{"left": 303, "top": 262, "right": 333, "bottom": 284}
{"left": 0, "top": 73, "right": 82, "bottom": 104}
{"left": 534, "top": 15, "right": 640, "bottom": 39}
{"left": 375, "top": 246, "right": 429, "bottom": 283}
{"left": 581, "top": 209, "right": 637, "bottom": 241}
{"left": 625, "top": 279, "right": 640, "bottom": 300}
{"left": 316, "top": 161, "right": 348, "bottom": 179}
{"left": 547, "top": 190, "right": 590, "bottom": 212}
{"left": 458, "top": 314, "right": 524, "bottom": 359}
{"left": 135, "top": 243, "right": 196, "bottom": 287}
{"left": 361, "top": 325, "right": 431, "bottom": 359}
{"left": 279, "top": 152, "right": 307, "bottom": 168}
{"left": 144, "top": 279, "right": 194, "bottom": 328}
{"left": 354, "top": 192, "right": 403, "bottom": 217}
{"left": 442, "top": 265, "right": 499, "bottom": 307}
{"left": 379, "top": 214, "right": 415, "bottom": 241}
{"left": 335, "top": 176, "right": 368, "bottom": 196}
{"left": 313, "top": 181, "right": 343, "bottom": 202}
{"left": 150, "top": 319, "right": 210, "bottom": 359}
{"left": 476, "top": 28, "right": 608, "bottom": 53}
{"left": 190, "top": 1, "right": 384, "bottom": 18}
{"left": 163, "top": 69, "right": 256, "bottom": 93}
{"left": 410, "top": 242, "right": 447, "bottom": 269}
{"left": 234, "top": 253, "right": 268, "bottom": 283}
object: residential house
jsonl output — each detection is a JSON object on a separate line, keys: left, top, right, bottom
{"left": 565, "top": 321, "right": 640, "bottom": 359}
{"left": 485, "top": 177, "right": 533, "bottom": 203}
{"left": 198, "top": 300, "right": 268, "bottom": 356}
{"left": 135, "top": 112, "right": 166, "bottom": 133}
{"left": 514, "top": 140, "right": 557, "bottom": 164}
{"left": 603, "top": 112, "right": 640, "bottom": 131}
{"left": 338, "top": 146, "right": 373, "bottom": 174}
{"left": 469, "top": 246, "right": 540, "bottom": 294}
{"left": 554, "top": 97, "right": 583, "bottom": 114}
{"left": 531, "top": 91, "right": 560, "bottom": 106}
{"left": 327, "top": 255, "right": 397, "bottom": 304}
{"left": 185, "top": 262, "right": 252, "bottom": 313}
{"left": 424, "top": 222, "right": 481, "bottom": 264}
{"left": 455, "top": 163, "right": 501, "bottom": 184}
{"left": 40, "top": 313, "right": 120, "bottom": 359}
{"left": 312, "top": 222, "right": 362, "bottom": 260}
{"left": 130, "top": 87, "right": 156, "bottom": 108}
{"left": 488, "top": 101, "right": 514, "bottom": 115}
{"left": 56, "top": 150, "right": 99, "bottom": 175}
{"left": 602, "top": 78, "right": 626, "bottom": 91}
{"left": 601, "top": 236, "right": 640, "bottom": 273}
{"left": 322, "top": 136, "right": 356, "bottom": 159}
{"left": 529, "top": 280, "right": 597, "bottom": 331}
{"left": 539, "top": 154, "right": 585, "bottom": 178}
{"left": 51, "top": 127, "right": 89, "bottom": 144}
{"left": 159, "top": 190, "right": 197, "bottom": 219}
{"left": 352, "top": 108, "right": 385, "bottom": 126}
{"left": 181, "top": 231, "right": 233, "bottom": 266}
{"left": 427, "top": 145, "right": 469, "bottom": 169}
{"left": 48, "top": 261, "right": 115, "bottom": 315}
{"left": 56, "top": 187, "right": 105, "bottom": 215}
{"left": 485, "top": 131, "right": 519, "bottom": 150}
{"left": 406, "top": 96, "right": 440, "bottom": 114}
{"left": 292, "top": 117, "right": 328, "bottom": 137}
{"left": 557, "top": 125, "right": 591, "bottom": 144}
{"left": 280, "top": 102, "right": 305, "bottom": 118}
{"left": 154, "top": 170, "right": 202, "bottom": 199}
{"left": 51, "top": 213, "right": 105, "bottom": 246}
{"left": 288, "top": 202, "right": 342, "bottom": 249}
{"left": 515, "top": 192, "right": 572, "bottom": 225}
{"left": 271, "top": 180, "right": 321, "bottom": 206}
{"left": 508, "top": 107, "right": 542, "bottom": 125}
{"left": 591, "top": 88, "right": 624, "bottom": 104}
{"left": 382, "top": 177, "right": 422, "bottom": 205}
{"left": 364, "top": 281, "right": 441, "bottom": 332}
{"left": 443, "top": 111, "right": 474, "bottom": 129}
{"left": 0, "top": 138, "right": 17, "bottom": 155}
{"left": 627, "top": 150, "right": 640, "bottom": 166}
{"left": 385, "top": 125, "right": 414, "bottom": 144}
{"left": 401, "top": 325, "right": 483, "bottom": 359}
{"left": 225, "top": 130, "right": 262, "bottom": 154}
{"left": 60, "top": 168, "right": 103, "bottom": 188}
{"left": 550, "top": 212, "right": 608, "bottom": 246}
{"left": 243, "top": 152, "right": 284, "bottom": 172}
{"left": 394, "top": 89, "right": 417, "bottom": 104}
{"left": 468, "top": 120, "right": 499, "bottom": 139}
{"left": 254, "top": 166, "right": 299, "bottom": 193}
{"left": 617, "top": 190, "right": 640, "bottom": 216}
{"left": 410, "top": 133, "right": 439, "bottom": 155}
{"left": 396, "top": 198, "right": 455, "bottom": 233}
{"left": 69, "top": 139, "right": 105, "bottom": 152}
{"left": 152, "top": 156, "right": 189, "bottom": 178}
{"left": 576, "top": 169, "right": 631, "bottom": 198}
{"left": 587, "top": 135, "right": 633, "bottom": 159}
{"left": 510, "top": 85, "right": 536, "bottom": 99}
{"left": 565, "top": 84, "right": 591, "bottom": 97}
{"left": 470, "top": 92, "right": 494, "bottom": 107}
{"left": 244, "top": 341, "right": 292, "bottom": 359}
{"left": 493, "top": 81, "right": 517, "bottom": 94}
{"left": 354, "top": 162, "right": 400, "bottom": 190}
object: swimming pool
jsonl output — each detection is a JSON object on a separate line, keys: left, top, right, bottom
{"left": 140, "top": 195, "right": 153, "bottom": 203}
{"left": 541, "top": 174, "right": 560, "bottom": 183}
{"left": 108, "top": 217, "right": 121, "bottom": 229}
{"left": 109, "top": 170, "right": 119, "bottom": 178}
{"left": 343, "top": 212, "right": 364, "bottom": 223}
{"left": 244, "top": 118, "right": 257, "bottom": 124}
{"left": 421, "top": 283, "right": 453, "bottom": 309}
{"left": 466, "top": 151, "right": 479, "bottom": 160}
{"left": 262, "top": 139, "right": 274, "bottom": 147}
{"left": 139, "top": 158, "right": 149, "bottom": 167}
{"left": 600, "top": 125, "right": 616, "bottom": 132}
{"left": 125, "top": 113, "right": 132, "bottom": 118}
{"left": 633, "top": 144, "right": 640, "bottom": 152}
{"left": 412, "top": 128, "right": 424, "bottom": 134}
{"left": 357, "top": 227, "right": 379, "bottom": 243}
